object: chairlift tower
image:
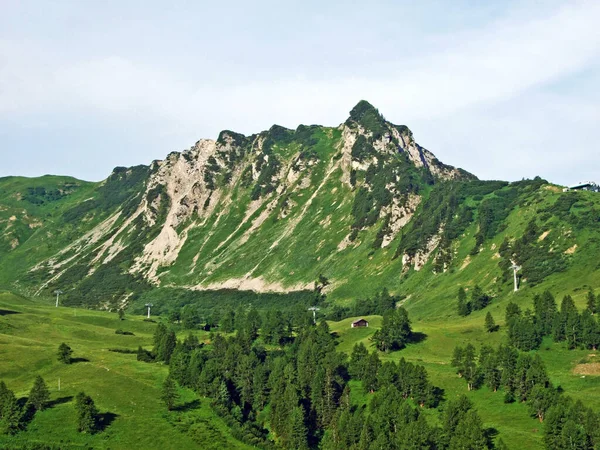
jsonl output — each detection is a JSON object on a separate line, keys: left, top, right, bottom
{"left": 145, "top": 303, "right": 153, "bottom": 319}
{"left": 308, "top": 306, "right": 320, "bottom": 324}
{"left": 510, "top": 263, "right": 521, "bottom": 292}
{"left": 53, "top": 289, "right": 63, "bottom": 307}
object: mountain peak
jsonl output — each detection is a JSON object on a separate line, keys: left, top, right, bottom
{"left": 347, "top": 100, "right": 382, "bottom": 122}
{"left": 345, "top": 100, "right": 390, "bottom": 140}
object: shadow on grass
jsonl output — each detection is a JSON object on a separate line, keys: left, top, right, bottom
{"left": 70, "top": 357, "right": 90, "bottom": 363}
{"left": 96, "top": 412, "right": 118, "bottom": 432}
{"left": 16, "top": 395, "right": 76, "bottom": 429}
{"left": 484, "top": 427, "right": 499, "bottom": 448}
{"left": 48, "top": 396, "right": 74, "bottom": 407}
{"left": 0, "top": 309, "right": 20, "bottom": 316}
{"left": 172, "top": 399, "right": 201, "bottom": 412}
{"left": 408, "top": 331, "right": 427, "bottom": 344}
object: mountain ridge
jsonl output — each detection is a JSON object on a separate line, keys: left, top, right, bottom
{"left": 0, "top": 101, "right": 598, "bottom": 317}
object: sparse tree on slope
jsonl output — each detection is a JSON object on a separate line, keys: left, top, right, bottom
{"left": 457, "top": 287, "right": 470, "bottom": 317}
{"left": 57, "top": 343, "right": 73, "bottom": 364}
{"left": 484, "top": 312, "right": 497, "bottom": 333}
{"left": 28, "top": 376, "right": 50, "bottom": 411}
{"left": 74, "top": 392, "right": 98, "bottom": 433}
{"left": 161, "top": 375, "right": 179, "bottom": 411}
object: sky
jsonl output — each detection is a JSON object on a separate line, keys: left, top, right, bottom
{"left": 1, "top": 0, "right": 599, "bottom": 185}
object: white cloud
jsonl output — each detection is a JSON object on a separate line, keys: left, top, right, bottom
{"left": 0, "top": 1, "right": 599, "bottom": 183}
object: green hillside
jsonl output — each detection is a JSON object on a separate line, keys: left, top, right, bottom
{"left": 0, "top": 291, "right": 250, "bottom": 449}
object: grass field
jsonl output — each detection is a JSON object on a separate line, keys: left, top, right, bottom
{"left": 0, "top": 291, "right": 253, "bottom": 449}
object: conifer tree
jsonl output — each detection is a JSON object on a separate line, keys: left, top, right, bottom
{"left": 442, "top": 395, "right": 473, "bottom": 437}
{"left": 220, "top": 308, "right": 235, "bottom": 333}
{"left": 470, "top": 285, "right": 490, "bottom": 311}
{"left": 587, "top": 289, "right": 597, "bottom": 315}
{"left": 152, "top": 322, "right": 167, "bottom": 354}
{"left": 244, "top": 307, "right": 262, "bottom": 342}
{"left": 411, "top": 364, "right": 430, "bottom": 407}
{"left": 181, "top": 305, "right": 201, "bottom": 329}
{"left": 28, "top": 375, "right": 50, "bottom": 411}
{"left": 157, "top": 330, "right": 177, "bottom": 363}
{"left": 169, "top": 343, "right": 191, "bottom": 386}
{"left": 564, "top": 306, "right": 581, "bottom": 350}
{"left": 479, "top": 346, "right": 500, "bottom": 392}
{"left": 505, "top": 301, "right": 521, "bottom": 324}
{"left": 497, "top": 344, "right": 518, "bottom": 393}
{"left": 581, "top": 309, "right": 600, "bottom": 350}
{"left": 528, "top": 385, "right": 556, "bottom": 422}
{"left": 534, "top": 291, "right": 557, "bottom": 336}
{"left": 553, "top": 295, "right": 578, "bottom": 343}
{"left": 349, "top": 343, "right": 368, "bottom": 380}
{"left": 398, "top": 414, "right": 434, "bottom": 449}
{"left": 161, "top": 375, "right": 179, "bottom": 410}
{"left": 362, "top": 351, "right": 380, "bottom": 393}
{"left": 287, "top": 406, "right": 308, "bottom": 450}
{"left": 448, "top": 409, "right": 487, "bottom": 450}
{"left": 252, "top": 364, "right": 269, "bottom": 411}
{"left": 0, "top": 384, "right": 21, "bottom": 435}
{"left": 183, "top": 332, "right": 199, "bottom": 350}
{"left": 373, "top": 307, "right": 412, "bottom": 351}
{"left": 74, "top": 392, "right": 98, "bottom": 433}
{"left": 186, "top": 348, "right": 205, "bottom": 390}
{"left": 514, "top": 353, "right": 533, "bottom": 401}
{"left": 235, "top": 352, "right": 258, "bottom": 408}
{"left": 457, "top": 287, "right": 470, "bottom": 317}
{"left": 217, "top": 380, "right": 230, "bottom": 407}
{"left": 268, "top": 366, "right": 289, "bottom": 439}
{"left": 57, "top": 343, "right": 73, "bottom": 364}
{"left": 510, "top": 310, "right": 541, "bottom": 351}
{"left": 462, "top": 344, "right": 479, "bottom": 391}
{"left": 357, "top": 417, "right": 374, "bottom": 450}
{"left": 451, "top": 346, "right": 465, "bottom": 378}
{"left": 234, "top": 306, "right": 247, "bottom": 332}
{"left": 484, "top": 312, "right": 497, "bottom": 332}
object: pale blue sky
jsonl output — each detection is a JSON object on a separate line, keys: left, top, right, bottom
{"left": 1, "top": 0, "right": 599, "bottom": 185}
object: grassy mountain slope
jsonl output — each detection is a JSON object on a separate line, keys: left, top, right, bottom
{"left": 0, "top": 291, "right": 250, "bottom": 449}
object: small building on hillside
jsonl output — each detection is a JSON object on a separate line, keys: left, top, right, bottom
{"left": 563, "top": 181, "right": 599, "bottom": 193}
{"left": 351, "top": 318, "right": 369, "bottom": 328}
